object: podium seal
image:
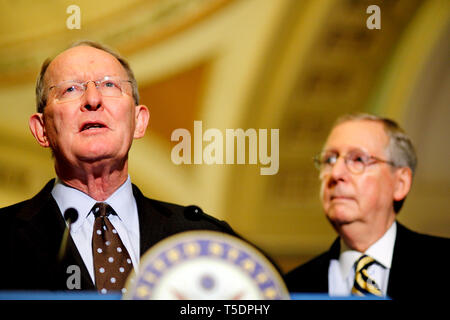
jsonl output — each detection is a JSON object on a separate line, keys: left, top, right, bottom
{"left": 123, "top": 231, "right": 289, "bottom": 300}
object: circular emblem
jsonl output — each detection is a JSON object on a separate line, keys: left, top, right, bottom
{"left": 123, "top": 231, "right": 289, "bottom": 300}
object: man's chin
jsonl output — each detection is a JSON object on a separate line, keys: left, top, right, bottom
{"left": 75, "top": 150, "right": 116, "bottom": 163}
{"left": 73, "top": 144, "right": 120, "bottom": 163}
{"left": 326, "top": 207, "right": 358, "bottom": 227}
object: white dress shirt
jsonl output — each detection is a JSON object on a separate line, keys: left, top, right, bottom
{"left": 51, "top": 176, "right": 140, "bottom": 283}
{"left": 328, "top": 222, "right": 397, "bottom": 296}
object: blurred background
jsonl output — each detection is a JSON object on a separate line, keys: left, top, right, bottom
{"left": 0, "top": 0, "right": 449, "bottom": 273}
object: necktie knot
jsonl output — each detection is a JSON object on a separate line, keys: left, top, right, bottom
{"left": 92, "top": 202, "right": 115, "bottom": 218}
{"left": 352, "top": 254, "right": 382, "bottom": 296}
{"left": 354, "top": 254, "right": 377, "bottom": 273}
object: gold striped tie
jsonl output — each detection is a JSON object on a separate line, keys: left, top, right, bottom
{"left": 351, "top": 254, "right": 382, "bottom": 296}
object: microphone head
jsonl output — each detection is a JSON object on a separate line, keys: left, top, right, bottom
{"left": 64, "top": 208, "right": 79, "bottom": 224}
{"left": 184, "top": 205, "right": 203, "bottom": 221}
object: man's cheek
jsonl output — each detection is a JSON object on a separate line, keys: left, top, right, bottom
{"left": 359, "top": 181, "right": 381, "bottom": 210}
{"left": 320, "top": 188, "right": 330, "bottom": 211}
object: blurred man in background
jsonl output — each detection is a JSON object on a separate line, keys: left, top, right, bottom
{"left": 285, "top": 114, "right": 449, "bottom": 300}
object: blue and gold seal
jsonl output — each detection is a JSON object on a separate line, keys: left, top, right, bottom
{"left": 123, "top": 231, "right": 289, "bottom": 300}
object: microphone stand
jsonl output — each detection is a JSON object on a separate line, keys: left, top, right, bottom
{"left": 58, "top": 208, "right": 79, "bottom": 262}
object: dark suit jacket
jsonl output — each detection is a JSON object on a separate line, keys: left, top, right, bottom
{"left": 0, "top": 179, "right": 239, "bottom": 291}
{"left": 284, "top": 222, "right": 450, "bottom": 300}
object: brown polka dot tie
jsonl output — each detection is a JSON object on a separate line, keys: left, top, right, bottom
{"left": 92, "top": 202, "right": 133, "bottom": 294}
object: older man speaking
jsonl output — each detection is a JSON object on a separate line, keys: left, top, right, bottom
{"left": 0, "top": 41, "right": 237, "bottom": 293}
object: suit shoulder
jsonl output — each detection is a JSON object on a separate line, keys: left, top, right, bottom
{"left": 135, "top": 188, "right": 237, "bottom": 236}
{"left": 416, "top": 231, "right": 450, "bottom": 247}
{"left": 162, "top": 200, "right": 235, "bottom": 233}
{"left": 0, "top": 198, "right": 33, "bottom": 219}
{"left": 0, "top": 180, "right": 54, "bottom": 220}
{"left": 284, "top": 250, "right": 331, "bottom": 293}
{"left": 285, "top": 250, "right": 330, "bottom": 280}
{"left": 397, "top": 223, "right": 450, "bottom": 250}
{"left": 284, "top": 238, "right": 340, "bottom": 293}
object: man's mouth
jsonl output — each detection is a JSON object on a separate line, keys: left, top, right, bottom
{"left": 330, "top": 195, "right": 354, "bottom": 201}
{"left": 80, "top": 122, "right": 107, "bottom": 132}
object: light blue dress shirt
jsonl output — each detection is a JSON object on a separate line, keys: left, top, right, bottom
{"left": 51, "top": 176, "right": 140, "bottom": 283}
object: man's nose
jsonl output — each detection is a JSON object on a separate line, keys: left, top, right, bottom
{"left": 81, "top": 82, "right": 102, "bottom": 111}
{"left": 327, "top": 156, "right": 349, "bottom": 185}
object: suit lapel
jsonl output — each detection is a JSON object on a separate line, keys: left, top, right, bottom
{"left": 324, "top": 238, "right": 341, "bottom": 291}
{"left": 133, "top": 184, "right": 171, "bottom": 256}
{"left": 60, "top": 229, "right": 96, "bottom": 290}
{"left": 387, "top": 222, "right": 412, "bottom": 299}
{"left": 23, "top": 180, "right": 95, "bottom": 290}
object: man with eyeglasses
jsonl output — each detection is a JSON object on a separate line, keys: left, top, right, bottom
{"left": 284, "top": 114, "right": 449, "bottom": 300}
{"left": 0, "top": 41, "right": 239, "bottom": 292}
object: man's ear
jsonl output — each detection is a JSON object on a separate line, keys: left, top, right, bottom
{"left": 29, "top": 113, "right": 50, "bottom": 148}
{"left": 133, "top": 105, "right": 150, "bottom": 139}
{"left": 393, "top": 167, "right": 412, "bottom": 201}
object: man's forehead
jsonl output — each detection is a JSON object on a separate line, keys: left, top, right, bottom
{"left": 45, "top": 45, "right": 127, "bottom": 83}
{"left": 324, "top": 120, "right": 389, "bottom": 153}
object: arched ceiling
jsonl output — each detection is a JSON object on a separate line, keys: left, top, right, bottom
{"left": 0, "top": 0, "right": 233, "bottom": 85}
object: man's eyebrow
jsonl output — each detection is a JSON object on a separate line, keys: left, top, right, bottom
{"left": 347, "top": 147, "right": 370, "bottom": 154}
{"left": 321, "top": 147, "right": 369, "bottom": 154}
{"left": 321, "top": 148, "right": 338, "bottom": 154}
{"left": 48, "top": 76, "right": 111, "bottom": 86}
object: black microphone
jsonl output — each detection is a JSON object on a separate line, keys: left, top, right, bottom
{"left": 58, "top": 208, "right": 79, "bottom": 261}
{"left": 64, "top": 208, "right": 79, "bottom": 224}
{"left": 183, "top": 205, "right": 204, "bottom": 221}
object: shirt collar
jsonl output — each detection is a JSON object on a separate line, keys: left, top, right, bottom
{"left": 51, "top": 176, "right": 137, "bottom": 233}
{"left": 338, "top": 221, "right": 397, "bottom": 279}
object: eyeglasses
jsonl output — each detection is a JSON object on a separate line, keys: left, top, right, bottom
{"left": 48, "top": 76, "right": 132, "bottom": 103}
{"left": 313, "top": 149, "right": 395, "bottom": 175}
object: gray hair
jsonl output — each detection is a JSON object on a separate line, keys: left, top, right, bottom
{"left": 332, "top": 113, "right": 417, "bottom": 213}
{"left": 35, "top": 40, "right": 140, "bottom": 113}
